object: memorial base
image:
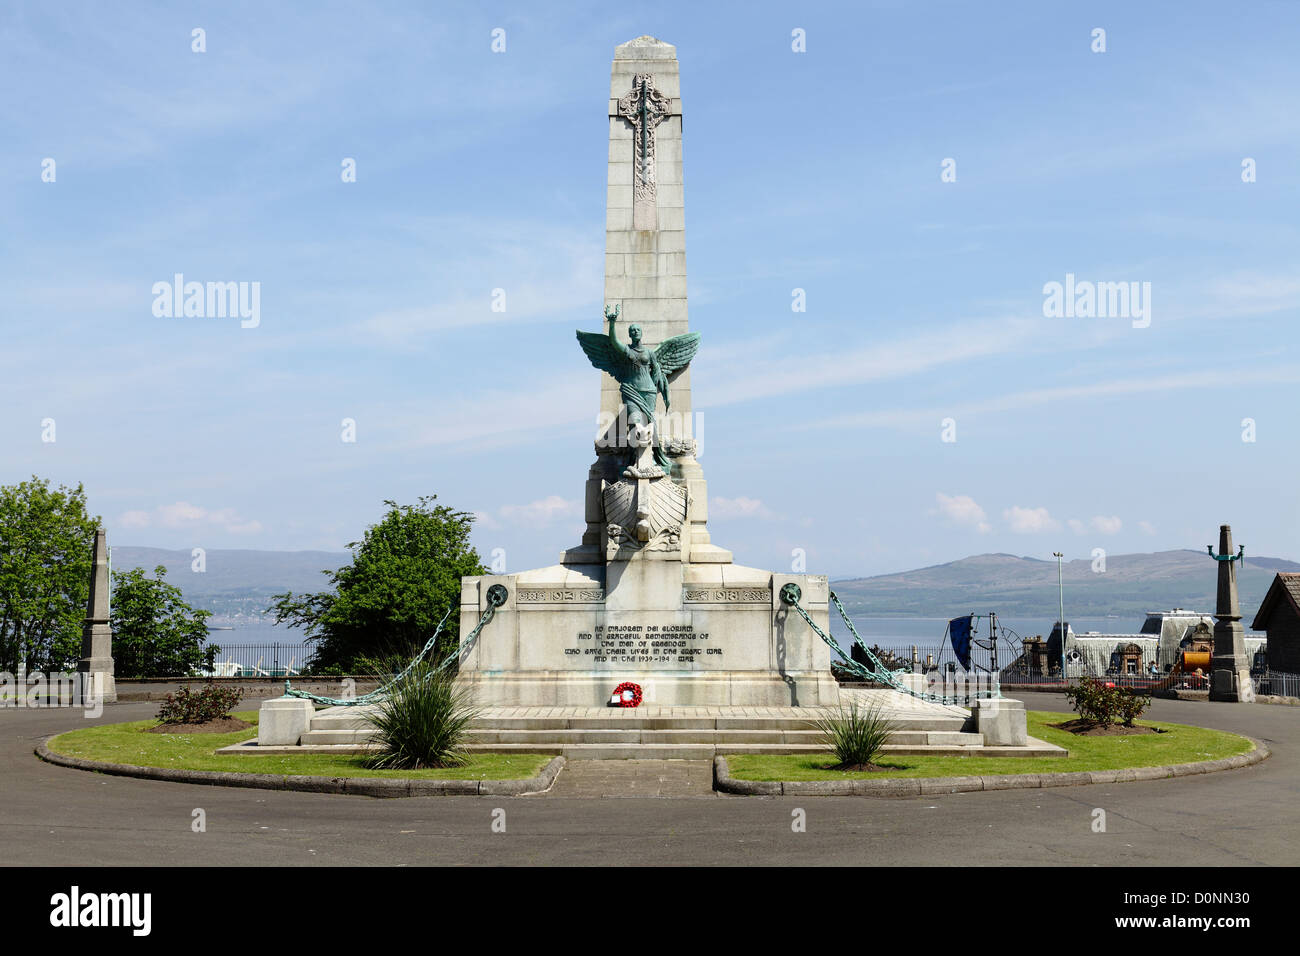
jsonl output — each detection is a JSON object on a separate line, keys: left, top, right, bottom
{"left": 455, "top": 670, "right": 841, "bottom": 708}
{"left": 458, "top": 563, "right": 837, "bottom": 708}
{"left": 1209, "top": 665, "right": 1256, "bottom": 703}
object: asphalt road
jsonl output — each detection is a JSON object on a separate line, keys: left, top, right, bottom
{"left": 2, "top": 693, "right": 1296, "bottom": 866}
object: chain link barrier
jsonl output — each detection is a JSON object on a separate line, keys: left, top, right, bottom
{"left": 779, "top": 583, "right": 1000, "bottom": 707}
{"left": 282, "top": 583, "right": 509, "bottom": 707}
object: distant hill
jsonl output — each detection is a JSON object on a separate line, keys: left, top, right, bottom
{"left": 110, "top": 546, "right": 1299, "bottom": 626}
{"left": 112, "top": 547, "right": 349, "bottom": 623}
{"left": 832, "top": 550, "right": 1299, "bottom": 620}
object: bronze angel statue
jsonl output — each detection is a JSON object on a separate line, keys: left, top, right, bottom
{"left": 577, "top": 305, "right": 701, "bottom": 477}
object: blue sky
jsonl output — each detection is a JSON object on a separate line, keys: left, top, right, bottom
{"left": 2, "top": 1, "right": 1298, "bottom": 578}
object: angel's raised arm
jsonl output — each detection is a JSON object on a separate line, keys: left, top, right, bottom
{"left": 605, "top": 305, "right": 629, "bottom": 358}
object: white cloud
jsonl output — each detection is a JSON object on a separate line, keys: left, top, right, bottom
{"left": 710, "top": 496, "right": 775, "bottom": 519}
{"left": 119, "top": 510, "right": 151, "bottom": 529}
{"left": 498, "top": 495, "right": 581, "bottom": 526}
{"left": 934, "top": 493, "right": 990, "bottom": 533}
{"left": 117, "top": 502, "right": 262, "bottom": 535}
{"left": 1091, "top": 515, "right": 1123, "bottom": 535}
{"left": 696, "top": 316, "right": 1040, "bottom": 409}
{"left": 157, "top": 502, "right": 208, "bottom": 527}
{"left": 813, "top": 365, "right": 1300, "bottom": 432}
{"left": 1003, "top": 506, "right": 1060, "bottom": 534}
{"left": 1139, "top": 520, "right": 1157, "bottom": 536}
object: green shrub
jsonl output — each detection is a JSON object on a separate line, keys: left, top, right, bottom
{"left": 1064, "top": 676, "right": 1151, "bottom": 727}
{"left": 1116, "top": 687, "right": 1152, "bottom": 727}
{"left": 812, "top": 699, "right": 897, "bottom": 767}
{"left": 156, "top": 682, "right": 242, "bottom": 724}
{"left": 363, "top": 661, "right": 478, "bottom": 770}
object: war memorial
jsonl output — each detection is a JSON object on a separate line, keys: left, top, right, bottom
{"left": 247, "top": 39, "right": 1273, "bottom": 760}
{"left": 244, "top": 37, "right": 1043, "bottom": 757}
{"left": 5, "top": 17, "right": 1293, "bottom": 909}
{"left": 454, "top": 35, "right": 839, "bottom": 710}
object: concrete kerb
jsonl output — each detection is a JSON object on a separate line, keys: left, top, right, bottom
{"left": 712, "top": 738, "right": 1270, "bottom": 796}
{"left": 35, "top": 739, "right": 566, "bottom": 798}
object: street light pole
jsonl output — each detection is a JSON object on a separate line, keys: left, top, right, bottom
{"left": 1053, "top": 552, "right": 1065, "bottom": 678}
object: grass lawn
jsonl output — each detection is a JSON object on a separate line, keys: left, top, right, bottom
{"left": 724, "top": 710, "right": 1256, "bottom": 782}
{"left": 46, "top": 710, "right": 553, "bottom": 781}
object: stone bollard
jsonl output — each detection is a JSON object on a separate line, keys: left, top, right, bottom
{"left": 970, "top": 698, "right": 1028, "bottom": 746}
{"left": 257, "top": 696, "right": 315, "bottom": 746}
{"left": 897, "top": 672, "right": 929, "bottom": 695}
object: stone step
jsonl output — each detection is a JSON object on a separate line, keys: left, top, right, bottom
{"left": 304, "top": 712, "right": 375, "bottom": 730}
{"left": 453, "top": 742, "right": 1010, "bottom": 759}
{"left": 300, "top": 726, "right": 984, "bottom": 747}
{"left": 462, "top": 728, "right": 982, "bottom": 745}
{"left": 231, "top": 738, "right": 1061, "bottom": 758}
{"left": 300, "top": 728, "right": 379, "bottom": 745}
{"left": 448, "top": 715, "right": 969, "bottom": 732}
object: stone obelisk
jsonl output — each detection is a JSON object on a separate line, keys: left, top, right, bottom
{"left": 1208, "top": 524, "right": 1254, "bottom": 703}
{"left": 567, "top": 35, "right": 728, "bottom": 566}
{"left": 78, "top": 527, "right": 116, "bottom": 703}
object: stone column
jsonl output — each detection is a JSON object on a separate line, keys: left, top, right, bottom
{"left": 568, "top": 36, "right": 728, "bottom": 565}
{"left": 78, "top": 527, "right": 116, "bottom": 703}
{"left": 1209, "top": 524, "right": 1254, "bottom": 702}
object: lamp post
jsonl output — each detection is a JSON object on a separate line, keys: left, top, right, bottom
{"left": 1053, "top": 552, "right": 1065, "bottom": 678}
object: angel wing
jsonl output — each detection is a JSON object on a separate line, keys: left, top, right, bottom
{"left": 576, "top": 330, "right": 627, "bottom": 378}
{"left": 652, "top": 332, "right": 701, "bottom": 377}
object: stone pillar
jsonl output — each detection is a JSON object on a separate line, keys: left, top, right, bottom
{"left": 1209, "top": 524, "right": 1255, "bottom": 702}
{"left": 77, "top": 528, "right": 116, "bottom": 703}
{"left": 568, "top": 35, "right": 728, "bottom": 565}
{"left": 602, "top": 36, "right": 688, "bottom": 420}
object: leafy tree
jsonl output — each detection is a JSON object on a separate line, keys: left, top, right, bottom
{"left": 111, "top": 565, "right": 215, "bottom": 677}
{"left": 0, "top": 477, "right": 98, "bottom": 671}
{"left": 269, "top": 497, "right": 486, "bottom": 672}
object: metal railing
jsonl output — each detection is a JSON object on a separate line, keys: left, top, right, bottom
{"left": 193, "top": 643, "right": 316, "bottom": 678}
{"left": 1254, "top": 671, "right": 1300, "bottom": 699}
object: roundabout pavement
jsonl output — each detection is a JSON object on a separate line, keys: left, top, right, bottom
{"left": 3, "top": 692, "right": 1296, "bottom": 866}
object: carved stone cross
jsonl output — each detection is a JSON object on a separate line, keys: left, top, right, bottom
{"left": 617, "top": 73, "right": 671, "bottom": 230}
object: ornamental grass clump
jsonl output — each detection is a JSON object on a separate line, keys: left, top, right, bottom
{"left": 812, "top": 699, "right": 898, "bottom": 770}
{"left": 362, "top": 660, "right": 479, "bottom": 770}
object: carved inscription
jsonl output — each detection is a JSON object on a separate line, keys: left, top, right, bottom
{"left": 565, "top": 623, "right": 719, "bottom": 665}
{"left": 683, "top": 588, "right": 772, "bottom": 603}
{"left": 517, "top": 588, "right": 605, "bottom": 604}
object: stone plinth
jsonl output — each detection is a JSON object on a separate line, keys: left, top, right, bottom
{"left": 968, "top": 697, "right": 1028, "bottom": 746}
{"left": 257, "top": 696, "right": 315, "bottom": 746}
{"left": 457, "top": 564, "right": 838, "bottom": 707}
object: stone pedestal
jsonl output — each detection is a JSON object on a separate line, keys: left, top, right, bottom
{"left": 968, "top": 698, "right": 1028, "bottom": 746}
{"left": 457, "top": 564, "right": 838, "bottom": 707}
{"left": 258, "top": 696, "right": 315, "bottom": 746}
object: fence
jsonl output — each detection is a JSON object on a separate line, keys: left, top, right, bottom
{"left": 845, "top": 644, "right": 1021, "bottom": 677}
{"left": 839, "top": 643, "right": 1222, "bottom": 692}
{"left": 1254, "top": 671, "right": 1300, "bottom": 699}
{"left": 196, "top": 643, "right": 316, "bottom": 678}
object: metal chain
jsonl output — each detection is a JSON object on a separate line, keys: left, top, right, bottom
{"left": 282, "top": 583, "right": 509, "bottom": 707}
{"left": 779, "top": 583, "right": 1000, "bottom": 706}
